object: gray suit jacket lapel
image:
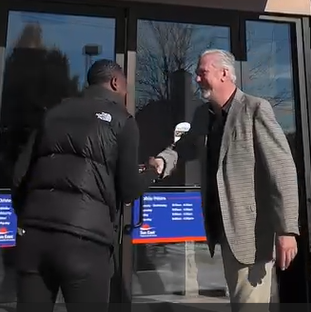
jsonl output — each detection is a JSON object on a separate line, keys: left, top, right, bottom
{"left": 218, "top": 88, "right": 246, "bottom": 166}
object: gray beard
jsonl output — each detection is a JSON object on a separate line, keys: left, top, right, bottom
{"left": 201, "top": 88, "right": 211, "bottom": 100}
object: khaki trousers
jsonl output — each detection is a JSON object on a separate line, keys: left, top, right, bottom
{"left": 221, "top": 239, "right": 274, "bottom": 312}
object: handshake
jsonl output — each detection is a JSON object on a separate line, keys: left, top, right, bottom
{"left": 148, "top": 157, "right": 165, "bottom": 176}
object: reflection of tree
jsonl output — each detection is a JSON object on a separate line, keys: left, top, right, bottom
{"left": 245, "top": 26, "right": 292, "bottom": 108}
{"left": 137, "top": 22, "right": 293, "bottom": 111}
{"left": 136, "top": 21, "right": 215, "bottom": 110}
{"left": 244, "top": 24, "right": 295, "bottom": 137}
{"left": 136, "top": 22, "right": 297, "bottom": 179}
{"left": 0, "top": 23, "right": 80, "bottom": 186}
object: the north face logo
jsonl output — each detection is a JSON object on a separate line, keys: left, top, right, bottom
{"left": 96, "top": 112, "right": 112, "bottom": 122}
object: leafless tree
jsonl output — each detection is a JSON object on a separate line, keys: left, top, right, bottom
{"left": 136, "top": 21, "right": 216, "bottom": 110}
{"left": 243, "top": 25, "right": 295, "bottom": 135}
{"left": 244, "top": 26, "right": 293, "bottom": 108}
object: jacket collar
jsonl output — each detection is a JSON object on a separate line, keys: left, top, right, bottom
{"left": 208, "top": 87, "right": 237, "bottom": 116}
{"left": 82, "top": 85, "right": 125, "bottom": 106}
{"left": 218, "top": 88, "right": 245, "bottom": 168}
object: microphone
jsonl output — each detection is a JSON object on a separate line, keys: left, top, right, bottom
{"left": 174, "top": 122, "right": 191, "bottom": 144}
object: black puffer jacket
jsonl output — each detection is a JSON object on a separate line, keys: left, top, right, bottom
{"left": 13, "top": 85, "right": 158, "bottom": 246}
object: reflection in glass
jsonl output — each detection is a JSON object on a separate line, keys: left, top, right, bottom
{"left": 133, "top": 20, "right": 231, "bottom": 303}
{"left": 1, "top": 11, "right": 115, "bottom": 178}
{"left": 136, "top": 21, "right": 229, "bottom": 108}
{"left": 135, "top": 20, "right": 230, "bottom": 186}
{"left": 242, "top": 21, "right": 300, "bottom": 303}
{"left": 132, "top": 243, "right": 227, "bottom": 299}
{"left": 0, "top": 10, "right": 116, "bottom": 304}
{"left": 242, "top": 21, "right": 295, "bottom": 154}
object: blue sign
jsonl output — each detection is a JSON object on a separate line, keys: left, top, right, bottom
{"left": 132, "top": 191, "right": 206, "bottom": 244}
{"left": 0, "top": 194, "right": 17, "bottom": 247}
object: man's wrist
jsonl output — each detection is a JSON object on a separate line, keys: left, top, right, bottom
{"left": 155, "top": 156, "right": 166, "bottom": 179}
{"left": 278, "top": 233, "right": 297, "bottom": 237}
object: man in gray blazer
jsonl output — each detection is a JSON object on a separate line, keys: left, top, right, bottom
{"left": 153, "top": 49, "right": 299, "bottom": 308}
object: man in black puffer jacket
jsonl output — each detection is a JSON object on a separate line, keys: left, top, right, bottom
{"left": 12, "top": 59, "right": 159, "bottom": 311}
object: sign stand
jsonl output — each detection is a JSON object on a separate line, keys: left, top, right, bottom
{"left": 184, "top": 241, "right": 199, "bottom": 296}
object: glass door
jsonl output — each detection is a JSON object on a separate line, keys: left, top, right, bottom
{"left": 121, "top": 9, "right": 311, "bottom": 310}
{"left": 0, "top": 3, "right": 125, "bottom": 308}
{"left": 121, "top": 9, "right": 237, "bottom": 311}
{"left": 238, "top": 18, "right": 309, "bottom": 303}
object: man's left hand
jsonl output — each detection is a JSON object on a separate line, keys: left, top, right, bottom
{"left": 277, "top": 235, "right": 298, "bottom": 270}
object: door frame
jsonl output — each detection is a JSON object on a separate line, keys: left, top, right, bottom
{"left": 0, "top": 0, "right": 129, "bottom": 304}
{"left": 0, "top": 0, "right": 311, "bottom": 307}
{"left": 122, "top": 7, "right": 239, "bottom": 306}
{"left": 122, "top": 6, "right": 311, "bottom": 309}
{"left": 238, "top": 15, "right": 311, "bottom": 302}
{"left": 254, "top": 15, "right": 311, "bottom": 245}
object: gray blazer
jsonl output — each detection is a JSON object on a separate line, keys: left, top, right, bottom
{"left": 158, "top": 88, "right": 299, "bottom": 264}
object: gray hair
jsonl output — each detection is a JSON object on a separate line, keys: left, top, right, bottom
{"left": 200, "top": 49, "right": 236, "bottom": 83}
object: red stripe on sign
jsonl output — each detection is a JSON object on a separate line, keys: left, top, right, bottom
{"left": 132, "top": 236, "right": 207, "bottom": 244}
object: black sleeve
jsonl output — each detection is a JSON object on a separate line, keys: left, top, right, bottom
{"left": 173, "top": 131, "right": 197, "bottom": 162}
{"left": 12, "top": 130, "right": 38, "bottom": 216}
{"left": 116, "top": 116, "right": 159, "bottom": 203}
{"left": 173, "top": 103, "right": 210, "bottom": 162}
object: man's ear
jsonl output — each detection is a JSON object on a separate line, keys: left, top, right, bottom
{"left": 222, "top": 68, "right": 229, "bottom": 81}
{"left": 110, "top": 77, "right": 118, "bottom": 91}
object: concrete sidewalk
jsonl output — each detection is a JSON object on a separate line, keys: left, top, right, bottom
{"left": 0, "top": 297, "right": 231, "bottom": 312}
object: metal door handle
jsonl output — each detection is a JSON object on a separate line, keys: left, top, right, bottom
{"left": 124, "top": 197, "right": 143, "bottom": 233}
{"left": 132, "top": 196, "right": 143, "bottom": 228}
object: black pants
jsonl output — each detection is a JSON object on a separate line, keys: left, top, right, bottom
{"left": 16, "top": 227, "right": 113, "bottom": 312}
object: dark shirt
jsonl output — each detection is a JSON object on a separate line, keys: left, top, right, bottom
{"left": 206, "top": 89, "right": 236, "bottom": 242}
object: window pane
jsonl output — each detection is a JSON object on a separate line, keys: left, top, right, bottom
{"left": 0, "top": 10, "right": 116, "bottom": 303}
{"left": 0, "top": 11, "right": 115, "bottom": 187}
{"left": 135, "top": 20, "right": 230, "bottom": 186}
{"left": 242, "top": 21, "right": 295, "bottom": 154}
{"left": 241, "top": 20, "right": 305, "bottom": 302}
{"left": 133, "top": 19, "right": 230, "bottom": 303}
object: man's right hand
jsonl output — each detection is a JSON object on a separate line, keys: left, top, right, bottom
{"left": 149, "top": 157, "right": 165, "bottom": 175}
